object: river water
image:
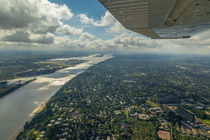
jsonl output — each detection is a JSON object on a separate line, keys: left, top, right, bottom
{"left": 0, "top": 54, "right": 112, "bottom": 140}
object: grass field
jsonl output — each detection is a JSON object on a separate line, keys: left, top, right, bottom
{"left": 146, "top": 100, "right": 160, "bottom": 108}
{"left": 200, "top": 119, "right": 210, "bottom": 126}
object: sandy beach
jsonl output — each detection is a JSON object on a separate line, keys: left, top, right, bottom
{"left": 6, "top": 54, "right": 113, "bottom": 140}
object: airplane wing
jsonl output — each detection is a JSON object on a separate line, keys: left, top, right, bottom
{"left": 99, "top": 0, "right": 210, "bottom": 39}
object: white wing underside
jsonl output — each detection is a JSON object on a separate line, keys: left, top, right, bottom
{"left": 99, "top": 0, "right": 210, "bottom": 39}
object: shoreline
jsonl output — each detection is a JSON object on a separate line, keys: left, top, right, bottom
{"left": 0, "top": 78, "right": 36, "bottom": 98}
{"left": 9, "top": 54, "right": 113, "bottom": 140}
{"left": 10, "top": 102, "right": 46, "bottom": 140}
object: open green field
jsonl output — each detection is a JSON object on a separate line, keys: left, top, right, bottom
{"left": 200, "top": 119, "right": 210, "bottom": 126}
{"left": 0, "top": 51, "right": 89, "bottom": 80}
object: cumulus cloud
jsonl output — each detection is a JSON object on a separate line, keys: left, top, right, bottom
{"left": 77, "top": 10, "right": 210, "bottom": 53}
{"left": 34, "top": 34, "right": 54, "bottom": 44}
{"left": 107, "top": 22, "right": 126, "bottom": 33}
{"left": 58, "top": 25, "right": 83, "bottom": 36}
{"left": 165, "top": 30, "right": 210, "bottom": 50}
{"left": 0, "top": 0, "right": 163, "bottom": 51}
{"left": 53, "top": 32, "right": 158, "bottom": 51}
{"left": 0, "top": 0, "right": 73, "bottom": 30}
{"left": 52, "top": 29, "right": 210, "bottom": 54}
{"left": 0, "top": 0, "right": 37, "bottom": 29}
{"left": 79, "top": 11, "right": 115, "bottom": 27}
{"left": 79, "top": 11, "right": 125, "bottom": 33}
{"left": 0, "top": 0, "right": 82, "bottom": 45}
{"left": 3, "top": 31, "right": 55, "bottom": 44}
{"left": 80, "top": 32, "right": 95, "bottom": 41}
{"left": 0, "top": 0, "right": 210, "bottom": 54}
{"left": 3, "top": 31, "right": 31, "bottom": 43}
{"left": 31, "top": 25, "right": 59, "bottom": 35}
{"left": 0, "top": 0, "right": 98, "bottom": 46}
{"left": 112, "top": 33, "right": 160, "bottom": 49}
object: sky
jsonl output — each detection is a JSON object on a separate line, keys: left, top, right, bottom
{"left": 0, "top": 0, "right": 210, "bottom": 54}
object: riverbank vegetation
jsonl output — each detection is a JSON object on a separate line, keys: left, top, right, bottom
{"left": 17, "top": 54, "right": 210, "bottom": 139}
{"left": 0, "top": 78, "right": 36, "bottom": 98}
{"left": 0, "top": 50, "right": 90, "bottom": 81}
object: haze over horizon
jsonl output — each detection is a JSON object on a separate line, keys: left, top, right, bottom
{"left": 0, "top": 0, "right": 210, "bottom": 54}
{"left": 0, "top": 1, "right": 210, "bottom": 139}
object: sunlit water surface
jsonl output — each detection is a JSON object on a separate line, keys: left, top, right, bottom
{"left": 0, "top": 54, "right": 112, "bottom": 140}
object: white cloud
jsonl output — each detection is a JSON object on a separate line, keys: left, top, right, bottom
{"left": 0, "top": 0, "right": 77, "bottom": 45}
{"left": 52, "top": 29, "right": 210, "bottom": 54}
{"left": 0, "top": 0, "right": 97, "bottom": 47}
{"left": 79, "top": 11, "right": 125, "bottom": 33}
{"left": 79, "top": 14, "right": 96, "bottom": 25}
{"left": 3, "top": 31, "right": 55, "bottom": 44}
{"left": 79, "top": 11, "right": 115, "bottom": 27}
{"left": 0, "top": 0, "right": 73, "bottom": 30}
{"left": 80, "top": 32, "right": 95, "bottom": 41}
{"left": 33, "top": 33, "right": 55, "bottom": 44}
{"left": 0, "top": 0, "right": 210, "bottom": 54}
{"left": 3, "top": 31, "right": 31, "bottom": 43}
{"left": 58, "top": 24, "right": 84, "bottom": 36}
{"left": 77, "top": 10, "right": 210, "bottom": 53}
{"left": 107, "top": 22, "right": 126, "bottom": 33}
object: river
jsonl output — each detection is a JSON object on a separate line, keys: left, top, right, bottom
{"left": 0, "top": 54, "right": 113, "bottom": 140}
